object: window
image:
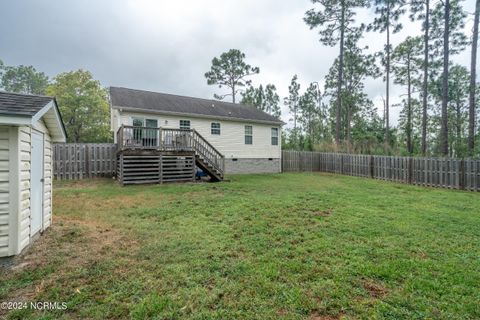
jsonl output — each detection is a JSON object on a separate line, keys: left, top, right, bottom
{"left": 211, "top": 122, "right": 221, "bottom": 135}
{"left": 145, "top": 119, "right": 158, "bottom": 128}
{"left": 131, "top": 118, "right": 158, "bottom": 146}
{"left": 132, "top": 118, "right": 144, "bottom": 127}
{"left": 180, "top": 120, "right": 190, "bottom": 129}
{"left": 132, "top": 118, "right": 158, "bottom": 127}
{"left": 144, "top": 119, "right": 158, "bottom": 146}
{"left": 245, "top": 125, "right": 253, "bottom": 145}
{"left": 132, "top": 118, "right": 144, "bottom": 141}
{"left": 271, "top": 128, "right": 279, "bottom": 145}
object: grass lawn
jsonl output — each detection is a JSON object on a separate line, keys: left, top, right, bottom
{"left": 1, "top": 173, "right": 480, "bottom": 319}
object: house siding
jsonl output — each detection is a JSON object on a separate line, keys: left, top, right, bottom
{"left": 18, "top": 126, "right": 31, "bottom": 252}
{"left": 0, "top": 127, "right": 10, "bottom": 256}
{"left": 44, "top": 131, "right": 53, "bottom": 230}
{"left": 0, "top": 120, "right": 54, "bottom": 257}
{"left": 113, "top": 110, "right": 282, "bottom": 161}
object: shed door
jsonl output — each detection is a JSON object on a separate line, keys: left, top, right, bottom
{"left": 31, "top": 131, "right": 44, "bottom": 235}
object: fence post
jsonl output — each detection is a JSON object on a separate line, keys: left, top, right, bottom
{"left": 341, "top": 154, "right": 344, "bottom": 175}
{"left": 370, "top": 155, "right": 374, "bottom": 179}
{"left": 459, "top": 158, "right": 465, "bottom": 190}
{"left": 408, "top": 156, "right": 413, "bottom": 185}
{"left": 281, "top": 150, "right": 284, "bottom": 172}
{"left": 85, "top": 145, "right": 90, "bottom": 178}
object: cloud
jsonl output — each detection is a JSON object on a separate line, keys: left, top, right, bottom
{"left": 0, "top": 0, "right": 476, "bottom": 127}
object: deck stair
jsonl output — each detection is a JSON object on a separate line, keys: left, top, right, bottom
{"left": 116, "top": 126, "right": 224, "bottom": 185}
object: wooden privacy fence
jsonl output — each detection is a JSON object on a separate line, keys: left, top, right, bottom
{"left": 282, "top": 150, "right": 480, "bottom": 192}
{"left": 53, "top": 143, "right": 117, "bottom": 180}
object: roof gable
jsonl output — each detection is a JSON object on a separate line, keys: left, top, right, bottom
{"left": 109, "top": 87, "right": 283, "bottom": 125}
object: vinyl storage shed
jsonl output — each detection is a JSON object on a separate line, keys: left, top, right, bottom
{"left": 0, "top": 91, "right": 66, "bottom": 257}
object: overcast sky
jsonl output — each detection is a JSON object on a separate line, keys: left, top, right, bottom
{"left": 0, "top": 0, "right": 477, "bottom": 126}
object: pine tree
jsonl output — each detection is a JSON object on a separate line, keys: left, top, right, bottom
{"left": 284, "top": 75, "right": 301, "bottom": 148}
{"left": 447, "top": 65, "right": 470, "bottom": 157}
{"left": 440, "top": 0, "right": 451, "bottom": 155}
{"left": 392, "top": 36, "right": 423, "bottom": 154}
{"left": 430, "top": 0, "right": 467, "bottom": 155}
{"left": 410, "top": 0, "right": 431, "bottom": 155}
{"left": 299, "top": 83, "right": 323, "bottom": 149}
{"left": 368, "top": 0, "right": 406, "bottom": 148}
{"left": 264, "top": 84, "right": 282, "bottom": 118}
{"left": 324, "top": 34, "right": 380, "bottom": 145}
{"left": 204, "top": 49, "right": 259, "bottom": 104}
{"left": 468, "top": 0, "right": 480, "bottom": 155}
{"left": 241, "top": 84, "right": 281, "bottom": 118}
{"left": 304, "top": 0, "right": 368, "bottom": 145}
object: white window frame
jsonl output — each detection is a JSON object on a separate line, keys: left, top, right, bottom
{"left": 132, "top": 117, "right": 144, "bottom": 127}
{"left": 211, "top": 122, "right": 221, "bottom": 135}
{"left": 271, "top": 128, "right": 279, "bottom": 146}
{"left": 180, "top": 119, "right": 191, "bottom": 130}
{"left": 245, "top": 125, "right": 253, "bottom": 145}
{"left": 131, "top": 117, "right": 159, "bottom": 127}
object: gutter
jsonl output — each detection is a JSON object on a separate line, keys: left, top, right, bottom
{"left": 111, "top": 105, "right": 285, "bottom": 126}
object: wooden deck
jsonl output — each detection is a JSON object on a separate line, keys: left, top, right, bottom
{"left": 116, "top": 126, "right": 224, "bottom": 185}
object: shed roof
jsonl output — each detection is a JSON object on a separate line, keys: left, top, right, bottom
{"left": 0, "top": 91, "right": 54, "bottom": 117}
{"left": 0, "top": 91, "right": 67, "bottom": 142}
{"left": 109, "top": 87, "right": 283, "bottom": 125}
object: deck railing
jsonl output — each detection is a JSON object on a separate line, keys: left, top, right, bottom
{"left": 117, "top": 125, "right": 160, "bottom": 150}
{"left": 116, "top": 125, "right": 224, "bottom": 177}
{"left": 117, "top": 125, "right": 193, "bottom": 151}
{"left": 162, "top": 128, "right": 194, "bottom": 151}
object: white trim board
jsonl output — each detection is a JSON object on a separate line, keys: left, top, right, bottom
{"left": 114, "top": 106, "right": 285, "bottom": 126}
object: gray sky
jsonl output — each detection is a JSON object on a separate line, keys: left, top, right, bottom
{"left": 0, "top": 0, "right": 476, "bottom": 127}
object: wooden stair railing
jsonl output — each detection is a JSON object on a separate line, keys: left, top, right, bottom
{"left": 191, "top": 129, "right": 225, "bottom": 180}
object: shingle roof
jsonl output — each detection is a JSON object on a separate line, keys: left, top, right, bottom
{"left": 0, "top": 91, "right": 54, "bottom": 117}
{"left": 109, "top": 87, "right": 283, "bottom": 124}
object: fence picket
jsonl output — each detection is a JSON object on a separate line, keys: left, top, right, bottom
{"left": 53, "top": 143, "right": 116, "bottom": 180}
{"left": 282, "top": 150, "right": 479, "bottom": 192}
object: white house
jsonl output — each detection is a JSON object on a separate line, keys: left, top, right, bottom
{"left": 109, "top": 87, "right": 283, "bottom": 175}
{"left": 0, "top": 91, "right": 66, "bottom": 258}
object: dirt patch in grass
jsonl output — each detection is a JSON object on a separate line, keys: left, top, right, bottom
{"left": 54, "top": 178, "right": 114, "bottom": 190}
{"left": 0, "top": 215, "right": 140, "bottom": 318}
{"left": 412, "top": 249, "right": 429, "bottom": 260}
{"left": 361, "top": 279, "right": 389, "bottom": 299}
{"left": 23, "top": 216, "right": 137, "bottom": 268}
{"left": 55, "top": 188, "right": 225, "bottom": 218}
{"left": 311, "top": 208, "right": 333, "bottom": 217}
{"left": 55, "top": 192, "right": 154, "bottom": 214}
{"left": 309, "top": 312, "right": 346, "bottom": 320}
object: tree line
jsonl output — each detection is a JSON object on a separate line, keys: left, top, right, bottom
{"left": 205, "top": 0, "right": 480, "bottom": 157}
{"left": 2, "top": 0, "right": 478, "bottom": 157}
{"left": 0, "top": 60, "right": 111, "bottom": 143}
